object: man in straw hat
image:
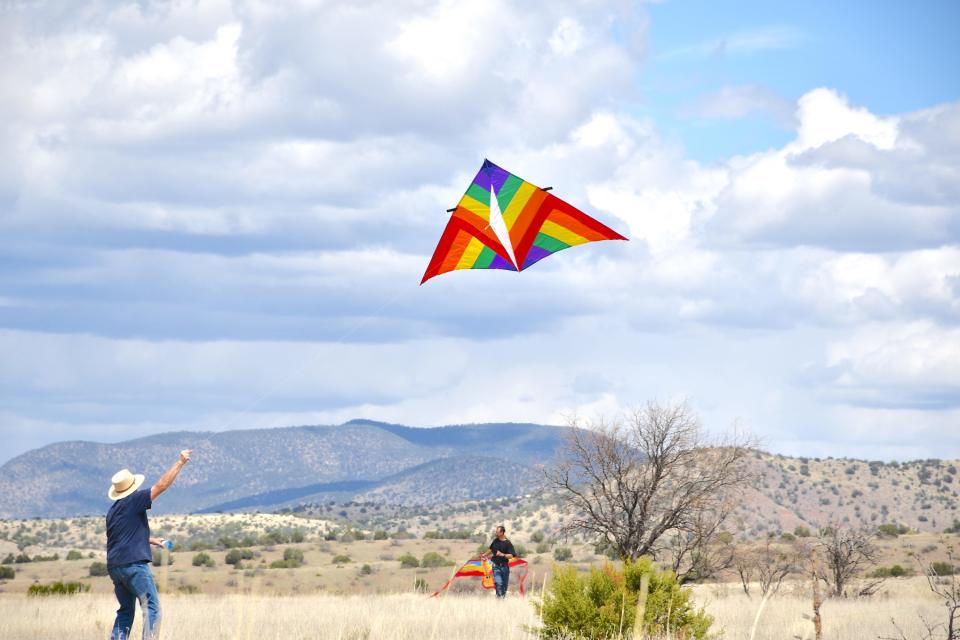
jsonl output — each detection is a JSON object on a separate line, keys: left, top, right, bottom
{"left": 106, "top": 449, "right": 192, "bottom": 640}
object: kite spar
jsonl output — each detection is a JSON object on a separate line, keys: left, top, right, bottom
{"left": 421, "top": 159, "right": 627, "bottom": 284}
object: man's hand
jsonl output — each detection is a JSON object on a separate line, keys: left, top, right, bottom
{"left": 151, "top": 449, "right": 193, "bottom": 500}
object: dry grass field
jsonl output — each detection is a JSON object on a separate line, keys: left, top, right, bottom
{"left": 0, "top": 592, "right": 539, "bottom": 640}
{"left": 4, "top": 514, "right": 960, "bottom": 638}
{"left": 0, "top": 577, "right": 953, "bottom": 639}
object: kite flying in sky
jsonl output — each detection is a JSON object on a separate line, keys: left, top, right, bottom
{"left": 421, "top": 159, "right": 627, "bottom": 284}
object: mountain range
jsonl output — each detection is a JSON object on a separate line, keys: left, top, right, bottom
{"left": 3, "top": 420, "right": 959, "bottom": 537}
{"left": 0, "top": 420, "right": 564, "bottom": 518}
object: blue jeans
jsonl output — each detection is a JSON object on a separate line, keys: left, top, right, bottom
{"left": 492, "top": 564, "right": 510, "bottom": 598}
{"left": 108, "top": 562, "right": 161, "bottom": 640}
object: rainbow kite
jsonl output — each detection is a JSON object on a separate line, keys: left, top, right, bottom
{"left": 421, "top": 159, "right": 627, "bottom": 284}
{"left": 430, "top": 556, "right": 529, "bottom": 597}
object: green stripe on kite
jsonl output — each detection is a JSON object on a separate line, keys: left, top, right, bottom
{"left": 496, "top": 174, "right": 524, "bottom": 211}
{"left": 533, "top": 232, "right": 571, "bottom": 253}
{"left": 464, "top": 182, "right": 490, "bottom": 205}
{"left": 472, "top": 246, "right": 497, "bottom": 269}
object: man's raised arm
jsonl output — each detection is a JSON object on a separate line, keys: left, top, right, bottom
{"left": 150, "top": 449, "right": 192, "bottom": 501}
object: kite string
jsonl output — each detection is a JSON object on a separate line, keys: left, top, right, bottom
{"left": 216, "top": 283, "right": 413, "bottom": 433}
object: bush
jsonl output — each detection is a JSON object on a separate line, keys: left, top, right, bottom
{"left": 794, "top": 525, "right": 812, "bottom": 538}
{"left": 65, "top": 550, "right": 83, "bottom": 561}
{"left": 373, "top": 530, "right": 388, "bottom": 540}
{"left": 27, "top": 581, "right": 90, "bottom": 596}
{"left": 192, "top": 552, "right": 215, "bottom": 568}
{"left": 283, "top": 548, "right": 305, "bottom": 565}
{"left": 531, "top": 531, "right": 545, "bottom": 543}
{"left": 553, "top": 546, "right": 573, "bottom": 562}
{"left": 152, "top": 548, "right": 174, "bottom": 566}
{"left": 536, "top": 558, "right": 712, "bottom": 640}
{"left": 360, "top": 564, "right": 373, "bottom": 575}
{"left": 399, "top": 553, "right": 420, "bottom": 568}
{"left": 870, "top": 564, "right": 909, "bottom": 578}
{"left": 1, "top": 553, "right": 13, "bottom": 564}
{"left": 877, "top": 523, "right": 910, "bottom": 538}
{"left": 931, "top": 561, "right": 955, "bottom": 576}
{"left": 225, "top": 548, "right": 255, "bottom": 565}
{"left": 421, "top": 552, "right": 452, "bottom": 568}
{"left": 413, "top": 577, "right": 428, "bottom": 592}
{"left": 332, "top": 554, "right": 352, "bottom": 564}
{"left": 271, "top": 548, "right": 305, "bottom": 569}
{"left": 89, "top": 562, "right": 108, "bottom": 577}
{"left": 0, "top": 566, "right": 14, "bottom": 580}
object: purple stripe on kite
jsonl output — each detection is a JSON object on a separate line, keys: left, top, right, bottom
{"left": 471, "top": 166, "right": 492, "bottom": 191}
{"left": 489, "top": 254, "right": 518, "bottom": 271}
{"left": 487, "top": 165, "right": 511, "bottom": 194}
{"left": 481, "top": 159, "right": 511, "bottom": 193}
{"left": 521, "top": 245, "right": 552, "bottom": 270}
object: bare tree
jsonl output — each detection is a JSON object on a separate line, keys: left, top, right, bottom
{"left": 881, "top": 544, "right": 960, "bottom": 640}
{"left": 817, "top": 524, "right": 880, "bottom": 597}
{"left": 735, "top": 536, "right": 799, "bottom": 597}
{"left": 665, "top": 502, "right": 736, "bottom": 583}
{"left": 543, "top": 400, "right": 755, "bottom": 563}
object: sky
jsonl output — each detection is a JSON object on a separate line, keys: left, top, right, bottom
{"left": 1, "top": 0, "right": 958, "bottom": 465}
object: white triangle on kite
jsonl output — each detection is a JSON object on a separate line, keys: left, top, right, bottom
{"left": 489, "top": 185, "right": 518, "bottom": 269}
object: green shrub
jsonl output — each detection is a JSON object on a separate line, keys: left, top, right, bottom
{"left": 152, "top": 547, "right": 175, "bottom": 566}
{"left": 225, "top": 548, "right": 255, "bottom": 565}
{"left": 360, "top": 564, "right": 373, "bottom": 575}
{"left": 536, "top": 558, "right": 712, "bottom": 640}
{"left": 870, "top": 564, "right": 909, "bottom": 578}
{"left": 373, "top": 530, "right": 388, "bottom": 540}
{"left": 413, "top": 577, "right": 428, "bottom": 592}
{"left": 530, "top": 531, "right": 545, "bottom": 543}
{"left": 283, "top": 548, "right": 304, "bottom": 565}
{"left": 793, "top": 526, "right": 812, "bottom": 538}
{"left": 27, "top": 581, "right": 90, "bottom": 596}
{"left": 269, "top": 559, "right": 298, "bottom": 569}
{"left": 931, "top": 561, "right": 955, "bottom": 576}
{"left": 192, "top": 552, "right": 215, "bottom": 568}
{"left": 1, "top": 553, "right": 14, "bottom": 564}
{"left": 399, "top": 553, "right": 420, "bottom": 568}
{"left": 65, "top": 550, "right": 83, "bottom": 561}
{"left": 88, "top": 562, "right": 108, "bottom": 577}
{"left": 0, "top": 566, "right": 14, "bottom": 580}
{"left": 332, "top": 554, "right": 352, "bottom": 564}
{"left": 421, "top": 552, "right": 453, "bottom": 568}
{"left": 877, "top": 523, "right": 910, "bottom": 538}
{"left": 553, "top": 546, "right": 573, "bottom": 562}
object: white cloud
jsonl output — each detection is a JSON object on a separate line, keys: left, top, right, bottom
{"left": 683, "top": 85, "right": 795, "bottom": 127}
{"left": 0, "top": 3, "right": 958, "bottom": 464}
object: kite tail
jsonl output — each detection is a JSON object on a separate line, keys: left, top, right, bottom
{"left": 429, "top": 577, "right": 455, "bottom": 598}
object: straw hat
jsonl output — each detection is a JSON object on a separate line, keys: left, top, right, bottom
{"left": 108, "top": 468, "right": 145, "bottom": 501}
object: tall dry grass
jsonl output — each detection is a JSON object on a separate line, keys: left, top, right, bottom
{"left": 694, "top": 578, "right": 948, "bottom": 640}
{"left": 2, "top": 576, "right": 951, "bottom": 639}
{"left": 0, "top": 592, "right": 538, "bottom": 640}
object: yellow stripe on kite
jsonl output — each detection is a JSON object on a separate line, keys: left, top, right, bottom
{"left": 455, "top": 236, "right": 485, "bottom": 270}
{"left": 500, "top": 181, "right": 537, "bottom": 229}
{"left": 540, "top": 219, "right": 589, "bottom": 246}
{"left": 458, "top": 194, "right": 490, "bottom": 220}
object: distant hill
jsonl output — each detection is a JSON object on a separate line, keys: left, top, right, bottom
{"left": 733, "top": 452, "right": 960, "bottom": 535}
{"left": 3, "top": 421, "right": 959, "bottom": 536}
{"left": 0, "top": 420, "right": 565, "bottom": 518}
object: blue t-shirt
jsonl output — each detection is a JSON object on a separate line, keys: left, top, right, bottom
{"left": 106, "top": 489, "right": 153, "bottom": 567}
